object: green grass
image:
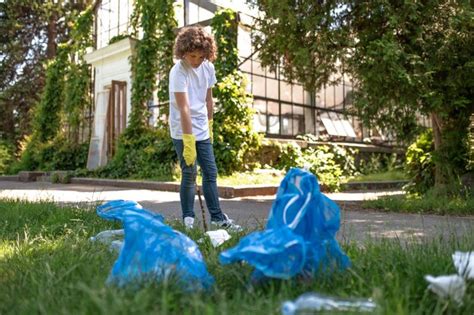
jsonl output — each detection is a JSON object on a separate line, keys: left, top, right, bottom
{"left": 0, "top": 199, "right": 473, "bottom": 314}
{"left": 363, "top": 192, "right": 474, "bottom": 216}
{"left": 348, "top": 170, "right": 408, "bottom": 183}
{"left": 127, "top": 170, "right": 285, "bottom": 186}
{"left": 181, "top": 170, "right": 284, "bottom": 186}
{"left": 213, "top": 170, "right": 284, "bottom": 186}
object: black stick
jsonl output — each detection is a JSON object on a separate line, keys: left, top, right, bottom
{"left": 195, "top": 170, "right": 208, "bottom": 231}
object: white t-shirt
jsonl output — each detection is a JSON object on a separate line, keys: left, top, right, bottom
{"left": 169, "top": 60, "right": 217, "bottom": 141}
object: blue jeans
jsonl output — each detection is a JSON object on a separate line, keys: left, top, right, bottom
{"left": 172, "top": 138, "right": 225, "bottom": 221}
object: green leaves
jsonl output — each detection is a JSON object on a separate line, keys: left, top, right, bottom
{"left": 212, "top": 9, "right": 262, "bottom": 174}
{"left": 128, "top": 0, "right": 177, "bottom": 133}
{"left": 254, "top": 1, "right": 473, "bottom": 187}
{"left": 405, "top": 129, "right": 435, "bottom": 195}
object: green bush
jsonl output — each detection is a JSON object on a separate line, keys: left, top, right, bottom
{"left": 38, "top": 136, "right": 88, "bottom": 171}
{"left": 275, "top": 142, "right": 344, "bottom": 191}
{"left": 10, "top": 136, "right": 88, "bottom": 173}
{"left": 297, "top": 134, "right": 358, "bottom": 177}
{"left": 405, "top": 129, "right": 434, "bottom": 194}
{"left": 213, "top": 72, "right": 262, "bottom": 174}
{"left": 357, "top": 152, "right": 404, "bottom": 175}
{"left": 97, "top": 128, "right": 177, "bottom": 179}
{"left": 9, "top": 136, "right": 41, "bottom": 173}
{"left": 0, "top": 140, "right": 15, "bottom": 175}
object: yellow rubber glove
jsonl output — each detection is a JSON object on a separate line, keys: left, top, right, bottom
{"left": 182, "top": 134, "right": 196, "bottom": 166}
{"left": 208, "top": 119, "right": 214, "bottom": 143}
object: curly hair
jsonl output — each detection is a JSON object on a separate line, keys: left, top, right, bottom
{"left": 173, "top": 26, "right": 217, "bottom": 62}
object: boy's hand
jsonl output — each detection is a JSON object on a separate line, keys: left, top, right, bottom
{"left": 209, "top": 119, "right": 213, "bottom": 143}
{"left": 182, "top": 134, "right": 196, "bottom": 166}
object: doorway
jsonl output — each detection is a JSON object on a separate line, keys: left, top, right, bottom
{"left": 107, "top": 80, "right": 127, "bottom": 159}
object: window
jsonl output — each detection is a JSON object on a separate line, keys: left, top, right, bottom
{"left": 281, "top": 104, "right": 292, "bottom": 135}
{"left": 253, "top": 99, "right": 267, "bottom": 133}
{"left": 268, "top": 101, "right": 280, "bottom": 134}
{"left": 252, "top": 74, "right": 266, "bottom": 97}
{"left": 292, "top": 84, "right": 304, "bottom": 104}
{"left": 293, "top": 105, "right": 305, "bottom": 135}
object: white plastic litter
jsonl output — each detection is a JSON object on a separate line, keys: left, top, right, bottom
{"left": 89, "top": 229, "right": 124, "bottom": 244}
{"left": 452, "top": 251, "right": 474, "bottom": 279}
{"left": 281, "top": 292, "right": 377, "bottom": 315}
{"left": 424, "top": 274, "right": 466, "bottom": 304}
{"left": 205, "top": 229, "right": 231, "bottom": 247}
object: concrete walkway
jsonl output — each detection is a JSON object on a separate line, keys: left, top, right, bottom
{"left": 0, "top": 180, "right": 473, "bottom": 243}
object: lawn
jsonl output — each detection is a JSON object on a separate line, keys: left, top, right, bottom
{"left": 0, "top": 199, "right": 472, "bottom": 314}
{"left": 363, "top": 193, "right": 474, "bottom": 216}
{"left": 121, "top": 169, "right": 285, "bottom": 186}
{"left": 348, "top": 170, "right": 407, "bottom": 183}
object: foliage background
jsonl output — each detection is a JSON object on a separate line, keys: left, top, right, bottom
{"left": 251, "top": 0, "right": 473, "bottom": 190}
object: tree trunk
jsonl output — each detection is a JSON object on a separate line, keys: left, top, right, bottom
{"left": 46, "top": 7, "right": 57, "bottom": 59}
{"left": 0, "top": 102, "right": 15, "bottom": 142}
{"left": 431, "top": 111, "right": 444, "bottom": 187}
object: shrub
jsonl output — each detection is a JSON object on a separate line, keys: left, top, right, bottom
{"left": 0, "top": 140, "right": 15, "bottom": 175}
{"left": 38, "top": 137, "right": 88, "bottom": 171}
{"left": 97, "top": 128, "right": 177, "bottom": 179}
{"left": 404, "top": 129, "right": 434, "bottom": 194}
{"left": 10, "top": 136, "right": 88, "bottom": 173}
{"left": 297, "top": 134, "right": 358, "bottom": 177}
{"left": 275, "top": 142, "right": 344, "bottom": 191}
{"left": 357, "top": 151, "right": 404, "bottom": 175}
{"left": 213, "top": 72, "right": 262, "bottom": 174}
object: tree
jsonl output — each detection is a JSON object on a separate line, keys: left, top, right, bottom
{"left": 0, "top": 1, "right": 90, "bottom": 146}
{"left": 252, "top": 0, "right": 473, "bottom": 188}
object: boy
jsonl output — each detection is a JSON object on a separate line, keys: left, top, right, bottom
{"left": 169, "top": 26, "right": 241, "bottom": 231}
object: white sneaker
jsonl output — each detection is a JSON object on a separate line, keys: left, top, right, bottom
{"left": 211, "top": 213, "right": 242, "bottom": 232}
{"left": 184, "top": 217, "right": 194, "bottom": 229}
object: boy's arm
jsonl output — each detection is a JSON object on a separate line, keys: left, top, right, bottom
{"left": 206, "top": 88, "right": 214, "bottom": 120}
{"left": 174, "top": 92, "right": 192, "bottom": 134}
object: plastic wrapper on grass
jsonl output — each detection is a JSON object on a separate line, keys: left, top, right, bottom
{"left": 281, "top": 292, "right": 377, "bottom": 315}
{"left": 425, "top": 274, "right": 466, "bottom": 304}
{"left": 96, "top": 200, "right": 214, "bottom": 291}
{"left": 220, "top": 168, "right": 351, "bottom": 280}
{"left": 452, "top": 251, "right": 474, "bottom": 279}
{"left": 205, "top": 229, "right": 231, "bottom": 247}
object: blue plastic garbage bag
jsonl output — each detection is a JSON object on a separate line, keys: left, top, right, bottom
{"left": 96, "top": 200, "right": 214, "bottom": 290}
{"left": 96, "top": 199, "right": 164, "bottom": 222}
{"left": 220, "top": 168, "right": 350, "bottom": 279}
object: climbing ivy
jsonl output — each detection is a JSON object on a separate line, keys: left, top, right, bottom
{"left": 64, "top": 62, "right": 90, "bottom": 143}
{"left": 211, "top": 9, "right": 239, "bottom": 81}
{"left": 32, "top": 48, "right": 68, "bottom": 144}
{"left": 127, "top": 0, "right": 177, "bottom": 134}
{"left": 63, "top": 7, "right": 93, "bottom": 144}
{"left": 211, "top": 9, "right": 262, "bottom": 174}
{"left": 155, "top": 1, "right": 177, "bottom": 105}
